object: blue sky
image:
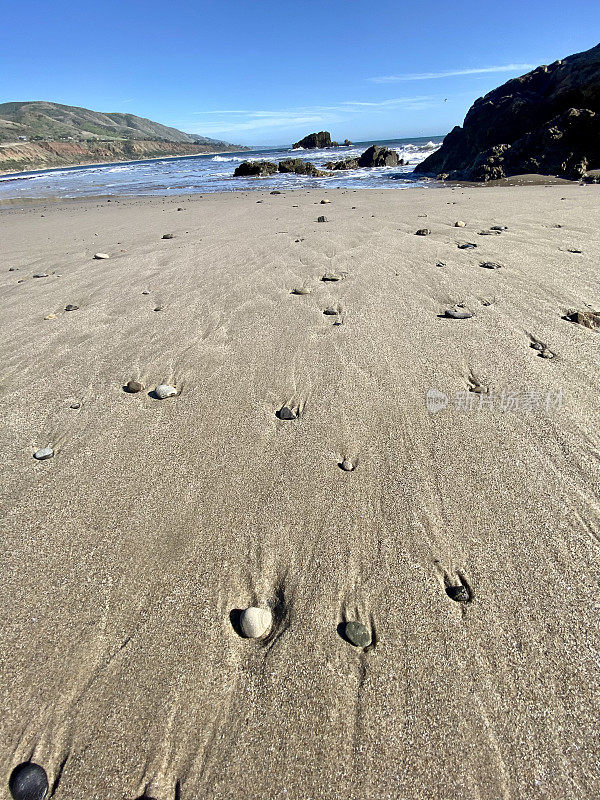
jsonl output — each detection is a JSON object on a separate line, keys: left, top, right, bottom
{"left": 2, "top": 0, "right": 599, "bottom": 145}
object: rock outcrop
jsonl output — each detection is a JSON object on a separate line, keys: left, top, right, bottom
{"left": 278, "top": 158, "right": 331, "bottom": 176}
{"left": 233, "top": 160, "right": 278, "bottom": 177}
{"left": 415, "top": 43, "right": 600, "bottom": 181}
{"left": 325, "top": 157, "right": 360, "bottom": 171}
{"left": 326, "top": 145, "right": 402, "bottom": 171}
{"left": 292, "top": 131, "right": 336, "bottom": 149}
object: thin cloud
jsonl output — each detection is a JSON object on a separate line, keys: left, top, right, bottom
{"left": 369, "top": 63, "right": 535, "bottom": 83}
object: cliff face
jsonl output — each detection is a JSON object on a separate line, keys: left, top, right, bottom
{"left": 0, "top": 139, "right": 240, "bottom": 175}
{"left": 415, "top": 43, "right": 600, "bottom": 181}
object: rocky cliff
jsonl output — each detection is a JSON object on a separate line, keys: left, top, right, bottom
{"left": 0, "top": 139, "right": 241, "bottom": 175}
{"left": 415, "top": 43, "right": 600, "bottom": 181}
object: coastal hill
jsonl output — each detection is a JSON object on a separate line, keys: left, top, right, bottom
{"left": 0, "top": 101, "right": 245, "bottom": 173}
{"left": 415, "top": 42, "right": 600, "bottom": 182}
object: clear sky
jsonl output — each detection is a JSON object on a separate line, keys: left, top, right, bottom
{"left": 2, "top": 0, "right": 599, "bottom": 146}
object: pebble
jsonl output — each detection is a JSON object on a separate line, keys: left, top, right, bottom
{"left": 445, "top": 306, "right": 474, "bottom": 319}
{"left": 540, "top": 348, "right": 555, "bottom": 359}
{"left": 162, "top": 233, "right": 175, "bottom": 239}
{"left": 480, "top": 261, "right": 502, "bottom": 269}
{"left": 478, "top": 230, "right": 501, "bottom": 235}
{"left": 33, "top": 446, "right": 54, "bottom": 461}
{"left": 317, "top": 216, "right": 327, "bottom": 222}
{"left": 340, "top": 459, "right": 354, "bottom": 471}
{"left": 44, "top": 314, "right": 57, "bottom": 320}
{"left": 240, "top": 607, "right": 272, "bottom": 638}
{"left": 322, "top": 272, "right": 341, "bottom": 281}
{"left": 125, "top": 379, "right": 144, "bottom": 393}
{"left": 9, "top": 762, "right": 49, "bottom": 800}
{"left": 436, "top": 261, "right": 446, "bottom": 267}
{"left": 469, "top": 385, "right": 488, "bottom": 394}
{"left": 458, "top": 242, "right": 477, "bottom": 249}
{"left": 345, "top": 621, "right": 372, "bottom": 648}
{"left": 142, "top": 290, "right": 150, "bottom": 295}
{"left": 65, "top": 304, "right": 79, "bottom": 311}
{"left": 277, "top": 406, "right": 297, "bottom": 420}
{"left": 323, "top": 307, "right": 338, "bottom": 316}
{"left": 415, "top": 228, "right": 430, "bottom": 236}
{"left": 154, "top": 384, "right": 177, "bottom": 399}
{"left": 93, "top": 253, "right": 110, "bottom": 259}
{"left": 570, "top": 310, "right": 600, "bottom": 330}
{"left": 291, "top": 287, "right": 311, "bottom": 295}
{"left": 531, "top": 341, "right": 545, "bottom": 351}
{"left": 320, "top": 199, "right": 331, "bottom": 204}
{"left": 446, "top": 584, "right": 471, "bottom": 603}
{"left": 490, "top": 225, "right": 507, "bottom": 231}
{"left": 455, "top": 220, "right": 466, "bottom": 227}
{"left": 33, "top": 273, "right": 49, "bottom": 278}
{"left": 270, "top": 190, "right": 281, "bottom": 195}
{"left": 70, "top": 403, "right": 81, "bottom": 409}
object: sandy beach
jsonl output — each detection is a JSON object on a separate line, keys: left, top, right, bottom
{"left": 1, "top": 184, "right": 599, "bottom": 800}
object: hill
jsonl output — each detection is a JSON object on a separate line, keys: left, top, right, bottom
{"left": 0, "top": 101, "right": 231, "bottom": 147}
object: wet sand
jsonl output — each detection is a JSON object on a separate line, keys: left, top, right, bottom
{"left": 1, "top": 185, "right": 599, "bottom": 800}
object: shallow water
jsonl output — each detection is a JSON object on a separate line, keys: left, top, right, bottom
{"left": 0, "top": 136, "right": 442, "bottom": 199}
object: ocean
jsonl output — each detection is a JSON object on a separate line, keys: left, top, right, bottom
{"left": 0, "top": 136, "right": 442, "bottom": 199}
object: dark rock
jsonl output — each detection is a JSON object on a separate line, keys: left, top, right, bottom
{"left": 324, "top": 157, "right": 360, "bottom": 171}
{"left": 343, "top": 139, "right": 352, "bottom": 146}
{"left": 270, "top": 190, "right": 281, "bottom": 194}
{"left": 64, "top": 304, "right": 79, "bottom": 311}
{"left": 358, "top": 145, "right": 400, "bottom": 168}
{"left": 278, "top": 159, "right": 330, "bottom": 176}
{"left": 292, "top": 131, "right": 333, "bottom": 149}
{"left": 415, "top": 228, "right": 430, "bottom": 236}
{"left": 415, "top": 43, "right": 600, "bottom": 181}
{"left": 9, "top": 762, "right": 49, "bottom": 800}
{"left": 480, "top": 261, "right": 503, "bottom": 269}
{"left": 162, "top": 233, "right": 175, "bottom": 239}
{"left": 344, "top": 621, "right": 372, "bottom": 648}
{"left": 317, "top": 216, "right": 327, "bottom": 223}
{"left": 125, "top": 379, "right": 144, "bottom": 393}
{"left": 277, "top": 406, "right": 297, "bottom": 420}
{"left": 567, "top": 310, "right": 600, "bottom": 330}
{"left": 233, "top": 161, "right": 278, "bottom": 177}
{"left": 458, "top": 242, "right": 477, "bottom": 249}
{"left": 445, "top": 306, "right": 474, "bottom": 319}
{"left": 446, "top": 584, "right": 471, "bottom": 603}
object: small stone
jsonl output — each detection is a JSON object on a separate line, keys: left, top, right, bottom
{"left": 317, "top": 216, "right": 327, "bottom": 222}
{"left": 270, "top": 190, "right": 281, "bottom": 195}
{"left": 323, "top": 307, "right": 338, "bottom": 316}
{"left": 446, "top": 584, "right": 470, "bottom": 603}
{"left": 9, "top": 762, "right": 49, "bottom": 800}
{"left": 480, "top": 261, "right": 502, "bottom": 269}
{"left": 345, "top": 621, "right": 371, "bottom": 648}
{"left": 33, "top": 273, "right": 49, "bottom": 278}
{"left": 154, "top": 306, "right": 164, "bottom": 312}
{"left": 177, "top": 207, "right": 184, "bottom": 211}
{"left": 445, "top": 306, "right": 474, "bottom": 319}
{"left": 469, "top": 385, "right": 487, "bottom": 394}
{"left": 154, "top": 384, "right": 177, "bottom": 399}
{"left": 142, "top": 290, "right": 150, "bottom": 295}
{"left": 33, "top": 446, "right": 54, "bottom": 461}
{"left": 567, "top": 248, "right": 582, "bottom": 254}
{"left": 291, "top": 287, "right": 311, "bottom": 295}
{"left": 540, "top": 348, "right": 555, "bottom": 359}
{"left": 65, "top": 304, "right": 79, "bottom": 311}
{"left": 320, "top": 199, "right": 331, "bottom": 204}
{"left": 240, "top": 607, "right": 272, "bottom": 638}
{"left": 458, "top": 242, "right": 477, "bottom": 249}
{"left": 162, "top": 233, "right": 175, "bottom": 239}
{"left": 8, "top": 267, "right": 17, "bottom": 271}
{"left": 478, "top": 230, "right": 501, "bottom": 235}
{"left": 277, "top": 406, "right": 297, "bottom": 420}
{"left": 70, "top": 403, "right": 81, "bottom": 409}
{"left": 94, "top": 253, "right": 110, "bottom": 259}
{"left": 455, "top": 220, "right": 466, "bottom": 227}
{"left": 125, "top": 379, "right": 144, "bottom": 393}
{"left": 44, "top": 314, "right": 57, "bottom": 320}
{"left": 415, "top": 228, "right": 430, "bottom": 236}
{"left": 340, "top": 459, "right": 354, "bottom": 471}
{"left": 436, "top": 261, "right": 446, "bottom": 267}
{"left": 322, "top": 272, "right": 341, "bottom": 281}
{"left": 490, "top": 225, "right": 507, "bottom": 231}
{"left": 569, "top": 310, "right": 600, "bottom": 330}
{"left": 531, "top": 341, "right": 545, "bottom": 351}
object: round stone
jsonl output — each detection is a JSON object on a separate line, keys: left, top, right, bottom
{"left": 125, "top": 379, "right": 144, "bottom": 393}
{"left": 323, "top": 307, "right": 338, "bottom": 316}
{"left": 458, "top": 242, "right": 477, "bottom": 249}
{"left": 345, "top": 621, "right": 371, "bottom": 648}
{"left": 277, "top": 406, "right": 297, "bottom": 420}
{"left": 240, "top": 607, "right": 272, "bottom": 638}
{"left": 9, "top": 762, "right": 49, "bottom": 800}
{"left": 340, "top": 459, "right": 354, "bottom": 471}
{"left": 320, "top": 199, "right": 331, "bottom": 204}
{"left": 317, "top": 216, "right": 327, "bottom": 222}
{"left": 445, "top": 307, "right": 474, "bottom": 319}
{"left": 291, "top": 287, "right": 311, "bottom": 295}
{"left": 162, "top": 233, "right": 175, "bottom": 239}
{"left": 154, "top": 384, "right": 177, "bottom": 399}
{"left": 415, "top": 228, "right": 430, "bottom": 236}
{"left": 455, "top": 220, "right": 466, "bottom": 227}
{"left": 322, "top": 272, "right": 341, "bottom": 282}
{"left": 70, "top": 403, "right": 81, "bottom": 409}
{"left": 93, "top": 253, "right": 110, "bottom": 259}
{"left": 446, "top": 584, "right": 470, "bottom": 603}
{"left": 142, "top": 290, "right": 150, "bottom": 295}
{"left": 33, "top": 447, "right": 54, "bottom": 461}
{"left": 65, "top": 304, "right": 79, "bottom": 311}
